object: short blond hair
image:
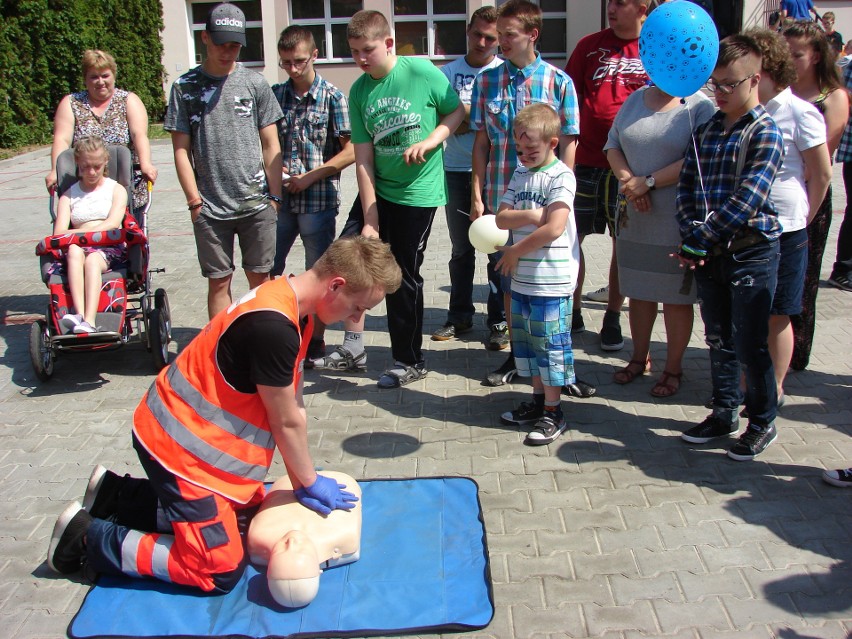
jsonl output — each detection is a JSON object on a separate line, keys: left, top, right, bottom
{"left": 513, "top": 103, "right": 560, "bottom": 140}
{"left": 73, "top": 136, "right": 109, "bottom": 175}
{"left": 81, "top": 49, "right": 117, "bottom": 78}
{"left": 313, "top": 236, "right": 401, "bottom": 294}
{"left": 347, "top": 10, "right": 391, "bottom": 41}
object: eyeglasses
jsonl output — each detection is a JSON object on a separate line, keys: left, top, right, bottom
{"left": 705, "top": 74, "right": 755, "bottom": 95}
{"left": 278, "top": 58, "right": 310, "bottom": 69}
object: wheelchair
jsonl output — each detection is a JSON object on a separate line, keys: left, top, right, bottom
{"left": 30, "top": 145, "right": 171, "bottom": 381}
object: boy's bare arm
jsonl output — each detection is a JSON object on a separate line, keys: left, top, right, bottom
{"left": 259, "top": 123, "right": 284, "bottom": 203}
{"left": 470, "top": 130, "right": 491, "bottom": 220}
{"left": 354, "top": 142, "right": 379, "bottom": 238}
{"left": 559, "top": 134, "right": 578, "bottom": 170}
{"left": 495, "top": 205, "right": 546, "bottom": 230}
{"left": 403, "top": 102, "right": 465, "bottom": 165}
{"left": 287, "top": 136, "right": 355, "bottom": 194}
{"left": 496, "top": 203, "right": 571, "bottom": 275}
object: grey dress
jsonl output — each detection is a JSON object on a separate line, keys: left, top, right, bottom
{"left": 604, "top": 87, "right": 715, "bottom": 304}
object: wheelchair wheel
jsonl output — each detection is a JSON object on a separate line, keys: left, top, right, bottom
{"left": 154, "top": 288, "right": 172, "bottom": 341}
{"left": 149, "top": 308, "right": 169, "bottom": 371}
{"left": 29, "top": 319, "right": 55, "bottom": 382}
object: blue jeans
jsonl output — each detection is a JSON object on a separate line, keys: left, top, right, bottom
{"left": 271, "top": 206, "right": 337, "bottom": 277}
{"left": 445, "top": 171, "right": 504, "bottom": 327}
{"left": 695, "top": 238, "right": 780, "bottom": 427}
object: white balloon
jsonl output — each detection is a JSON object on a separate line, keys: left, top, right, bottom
{"left": 468, "top": 215, "right": 509, "bottom": 254}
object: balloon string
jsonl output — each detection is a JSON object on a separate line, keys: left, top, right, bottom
{"left": 685, "top": 100, "right": 711, "bottom": 221}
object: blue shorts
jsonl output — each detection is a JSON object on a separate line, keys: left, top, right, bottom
{"left": 771, "top": 228, "right": 808, "bottom": 316}
{"left": 510, "top": 292, "right": 575, "bottom": 387}
{"left": 574, "top": 165, "right": 619, "bottom": 237}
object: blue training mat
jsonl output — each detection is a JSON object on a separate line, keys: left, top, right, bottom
{"left": 68, "top": 477, "right": 493, "bottom": 639}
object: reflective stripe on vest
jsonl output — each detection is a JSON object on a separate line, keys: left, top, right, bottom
{"left": 121, "top": 530, "right": 174, "bottom": 582}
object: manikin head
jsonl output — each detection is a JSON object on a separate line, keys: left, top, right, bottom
{"left": 267, "top": 531, "right": 321, "bottom": 607}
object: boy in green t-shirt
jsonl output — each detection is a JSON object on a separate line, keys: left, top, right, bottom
{"left": 313, "top": 10, "right": 464, "bottom": 388}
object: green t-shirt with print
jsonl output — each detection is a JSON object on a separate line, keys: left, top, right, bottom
{"left": 350, "top": 56, "right": 460, "bottom": 207}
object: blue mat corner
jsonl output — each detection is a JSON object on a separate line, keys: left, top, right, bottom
{"left": 69, "top": 476, "right": 493, "bottom": 639}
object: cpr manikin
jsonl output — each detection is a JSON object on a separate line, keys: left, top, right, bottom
{"left": 248, "top": 471, "right": 362, "bottom": 608}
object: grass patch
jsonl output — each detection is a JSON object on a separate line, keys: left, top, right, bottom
{"left": 148, "top": 122, "right": 170, "bottom": 140}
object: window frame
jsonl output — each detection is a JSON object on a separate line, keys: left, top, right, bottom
{"left": 392, "top": 0, "right": 468, "bottom": 60}
{"left": 289, "top": 0, "right": 363, "bottom": 63}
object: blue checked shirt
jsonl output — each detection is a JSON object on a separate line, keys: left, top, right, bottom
{"left": 676, "top": 106, "right": 784, "bottom": 251}
{"left": 834, "top": 64, "right": 852, "bottom": 163}
{"left": 271, "top": 74, "right": 351, "bottom": 215}
{"left": 470, "top": 54, "right": 580, "bottom": 214}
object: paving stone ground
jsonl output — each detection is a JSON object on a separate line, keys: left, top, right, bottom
{"left": 0, "top": 141, "right": 850, "bottom": 639}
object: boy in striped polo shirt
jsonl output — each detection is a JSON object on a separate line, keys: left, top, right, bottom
{"left": 495, "top": 104, "right": 580, "bottom": 446}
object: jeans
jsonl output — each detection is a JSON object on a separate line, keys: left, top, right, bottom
{"left": 832, "top": 161, "right": 852, "bottom": 277}
{"left": 271, "top": 206, "right": 337, "bottom": 277}
{"left": 444, "top": 171, "right": 504, "bottom": 327}
{"left": 695, "top": 238, "right": 779, "bottom": 427}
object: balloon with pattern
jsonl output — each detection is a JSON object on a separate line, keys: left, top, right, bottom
{"left": 639, "top": 0, "right": 719, "bottom": 98}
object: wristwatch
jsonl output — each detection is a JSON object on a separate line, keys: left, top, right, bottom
{"left": 645, "top": 175, "right": 656, "bottom": 191}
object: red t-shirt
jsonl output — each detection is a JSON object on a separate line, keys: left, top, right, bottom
{"left": 566, "top": 28, "right": 648, "bottom": 168}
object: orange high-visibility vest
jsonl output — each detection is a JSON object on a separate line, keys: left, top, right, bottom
{"left": 133, "top": 278, "right": 312, "bottom": 503}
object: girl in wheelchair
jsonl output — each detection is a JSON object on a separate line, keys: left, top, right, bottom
{"left": 53, "top": 136, "right": 128, "bottom": 334}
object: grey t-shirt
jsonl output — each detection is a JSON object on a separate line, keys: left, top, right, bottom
{"left": 165, "top": 64, "right": 283, "bottom": 220}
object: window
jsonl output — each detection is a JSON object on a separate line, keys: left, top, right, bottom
{"left": 190, "top": 1, "right": 266, "bottom": 66}
{"left": 393, "top": 0, "right": 467, "bottom": 58}
{"left": 495, "top": 0, "right": 567, "bottom": 59}
{"left": 290, "top": 0, "right": 363, "bottom": 62}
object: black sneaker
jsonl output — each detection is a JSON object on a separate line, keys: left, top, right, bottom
{"left": 47, "top": 501, "right": 92, "bottom": 574}
{"left": 600, "top": 310, "right": 624, "bottom": 351}
{"left": 727, "top": 423, "right": 777, "bottom": 461}
{"left": 524, "top": 413, "right": 568, "bottom": 445}
{"left": 432, "top": 321, "right": 473, "bottom": 341}
{"left": 501, "top": 399, "right": 544, "bottom": 426}
{"left": 681, "top": 415, "right": 738, "bottom": 443}
{"left": 827, "top": 273, "right": 852, "bottom": 292}
{"left": 822, "top": 468, "right": 852, "bottom": 487}
{"left": 485, "top": 354, "right": 517, "bottom": 386}
{"left": 563, "top": 380, "right": 597, "bottom": 398}
{"left": 82, "top": 465, "right": 124, "bottom": 519}
{"left": 572, "top": 309, "right": 585, "bottom": 334}
{"left": 487, "top": 322, "right": 509, "bottom": 350}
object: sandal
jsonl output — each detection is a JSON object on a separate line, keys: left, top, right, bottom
{"left": 377, "top": 363, "right": 428, "bottom": 389}
{"left": 613, "top": 359, "right": 650, "bottom": 385}
{"left": 651, "top": 371, "right": 682, "bottom": 398}
{"left": 311, "top": 346, "right": 366, "bottom": 372}
{"left": 562, "top": 379, "right": 597, "bottom": 398}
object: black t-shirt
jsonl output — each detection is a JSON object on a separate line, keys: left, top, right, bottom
{"left": 216, "top": 311, "right": 301, "bottom": 393}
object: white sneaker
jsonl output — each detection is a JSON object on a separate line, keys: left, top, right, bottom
{"left": 61, "top": 313, "right": 82, "bottom": 330}
{"left": 584, "top": 286, "right": 609, "bottom": 303}
{"left": 73, "top": 321, "right": 96, "bottom": 334}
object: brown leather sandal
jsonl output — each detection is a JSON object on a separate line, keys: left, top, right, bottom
{"left": 613, "top": 359, "right": 650, "bottom": 385}
{"left": 650, "top": 371, "right": 682, "bottom": 398}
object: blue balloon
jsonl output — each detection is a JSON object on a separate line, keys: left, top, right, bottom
{"left": 639, "top": 0, "right": 719, "bottom": 97}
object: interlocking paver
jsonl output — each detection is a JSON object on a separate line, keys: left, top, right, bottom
{"left": 1, "top": 142, "right": 851, "bottom": 639}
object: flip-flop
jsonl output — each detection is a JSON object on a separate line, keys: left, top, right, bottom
{"left": 377, "top": 364, "right": 427, "bottom": 389}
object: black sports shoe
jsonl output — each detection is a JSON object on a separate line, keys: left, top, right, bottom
{"left": 600, "top": 310, "right": 624, "bottom": 351}
{"left": 681, "top": 415, "right": 738, "bottom": 443}
{"left": 827, "top": 273, "right": 852, "bottom": 292}
{"left": 485, "top": 354, "right": 517, "bottom": 386}
{"left": 432, "top": 321, "right": 473, "bottom": 341}
{"left": 487, "top": 322, "right": 509, "bottom": 350}
{"left": 82, "top": 465, "right": 124, "bottom": 520}
{"left": 822, "top": 468, "right": 852, "bottom": 487}
{"left": 501, "top": 399, "right": 544, "bottom": 426}
{"left": 563, "top": 380, "right": 597, "bottom": 398}
{"left": 48, "top": 501, "right": 92, "bottom": 574}
{"left": 727, "top": 423, "right": 777, "bottom": 461}
{"left": 524, "top": 413, "right": 568, "bottom": 445}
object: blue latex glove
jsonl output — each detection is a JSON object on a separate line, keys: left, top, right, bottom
{"left": 295, "top": 475, "right": 359, "bottom": 515}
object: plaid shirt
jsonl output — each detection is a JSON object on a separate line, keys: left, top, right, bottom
{"left": 470, "top": 55, "right": 580, "bottom": 214}
{"left": 272, "top": 74, "right": 350, "bottom": 215}
{"left": 676, "top": 106, "right": 784, "bottom": 251}
{"left": 835, "top": 64, "right": 852, "bottom": 163}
